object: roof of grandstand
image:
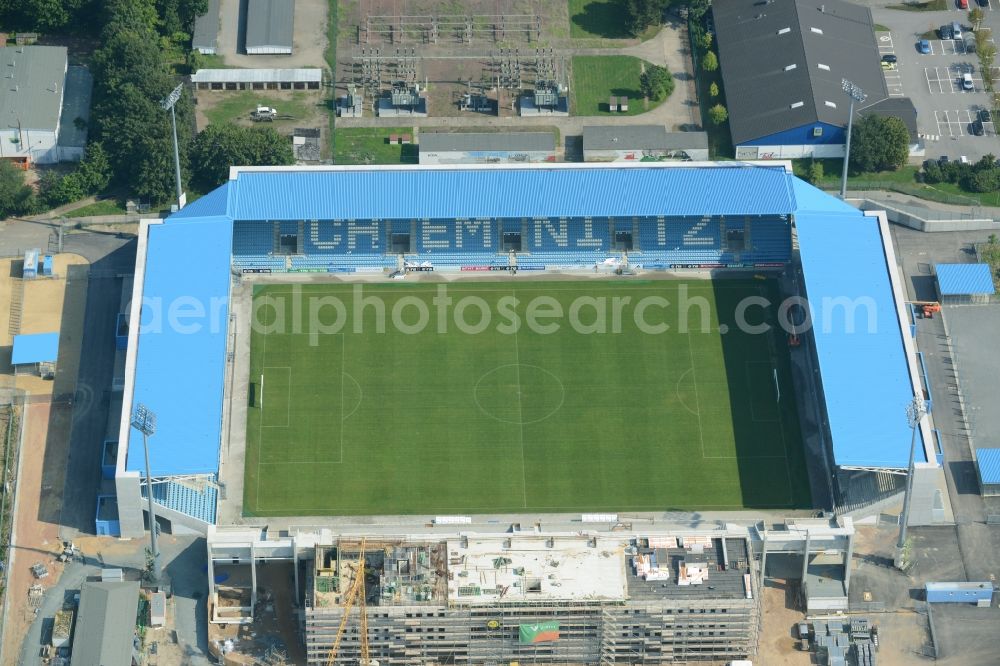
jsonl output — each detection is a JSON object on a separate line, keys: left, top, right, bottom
{"left": 125, "top": 216, "right": 232, "bottom": 476}
{"left": 226, "top": 164, "right": 798, "bottom": 220}
{"left": 122, "top": 164, "right": 925, "bottom": 481}
{"left": 794, "top": 180, "right": 923, "bottom": 469}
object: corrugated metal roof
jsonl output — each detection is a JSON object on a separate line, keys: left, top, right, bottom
{"left": 126, "top": 216, "right": 232, "bottom": 476}
{"left": 229, "top": 165, "right": 797, "bottom": 220}
{"left": 245, "top": 0, "right": 294, "bottom": 50}
{"left": 935, "top": 263, "right": 996, "bottom": 296}
{"left": 191, "top": 68, "right": 321, "bottom": 84}
{"left": 0, "top": 46, "right": 67, "bottom": 132}
{"left": 584, "top": 125, "right": 668, "bottom": 149}
{"left": 170, "top": 182, "right": 230, "bottom": 219}
{"left": 11, "top": 332, "right": 59, "bottom": 364}
{"left": 72, "top": 581, "right": 140, "bottom": 666}
{"left": 192, "top": 0, "right": 220, "bottom": 51}
{"left": 714, "top": 0, "right": 888, "bottom": 144}
{"left": 796, "top": 209, "right": 922, "bottom": 469}
{"left": 420, "top": 132, "right": 555, "bottom": 153}
{"left": 976, "top": 448, "right": 1000, "bottom": 484}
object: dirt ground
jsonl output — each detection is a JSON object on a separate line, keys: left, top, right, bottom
{"left": 1, "top": 402, "right": 74, "bottom": 666}
{"left": 207, "top": 563, "right": 303, "bottom": 664}
{"left": 193, "top": 89, "right": 329, "bottom": 134}
{"left": 216, "top": 0, "right": 328, "bottom": 68}
{"left": 0, "top": 255, "right": 89, "bottom": 665}
{"left": 0, "top": 255, "right": 88, "bottom": 394}
{"left": 756, "top": 580, "right": 812, "bottom": 665}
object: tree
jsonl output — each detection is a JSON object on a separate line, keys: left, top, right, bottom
{"left": 623, "top": 0, "right": 668, "bottom": 36}
{"left": 190, "top": 123, "right": 295, "bottom": 190}
{"left": 969, "top": 7, "right": 984, "bottom": 29}
{"left": 640, "top": 65, "right": 675, "bottom": 101}
{"left": 39, "top": 171, "right": 87, "bottom": 208}
{"left": 702, "top": 51, "right": 718, "bottom": 72}
{"left": 689, "top": 0, "right": 711, "bottom": 20}
{"left": 0, "top": 161, "right": 37, "bottom": 220}
{"left": 697, "top": 32, "right": 713, "bottom": 52}
{"left": 848, "top": 115, "right": 910, "bottom": 173}
{"left": 709, "top": 104, "right": 728, "bottom": 125}
{"left": 808, "top": 159, "right": 824, "bottom": 185}
{"left": 709, "top": 81, "right": 719, "bottom": 98}
{"left": 77, "top": 142, "right": 113, "bottom": 193}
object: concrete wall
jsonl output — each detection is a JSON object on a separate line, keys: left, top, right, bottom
{"left": 583, "top": 148, "right": 709, "bottom": 162}
{"left": 735, "top": 143, "right": 845, "bottom": 160}
{"left": 0, "top": 128, "right": 59, "bottom": 164}
{"left": 853, "top": 198, "right": 1000, "bottom": 232}
{"left": 419, "top": 150, "right": 556, "bottom": 165}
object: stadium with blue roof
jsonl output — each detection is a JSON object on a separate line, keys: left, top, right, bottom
{"left": 110, "top": 162, "right": 938, "bottom": 538}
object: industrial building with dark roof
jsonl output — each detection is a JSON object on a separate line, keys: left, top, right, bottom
{"left": 245, "top": 0, "right": 294, "bottom": 55}
{"left": 713, "top": 0, "right": 889, "bottom": 159}
{"left": 72, "top": 581, "right": 140, "bottom": 666}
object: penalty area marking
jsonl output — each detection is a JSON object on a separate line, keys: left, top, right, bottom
{"left": 261, "top": 366, "right": 291, "bottom": 427}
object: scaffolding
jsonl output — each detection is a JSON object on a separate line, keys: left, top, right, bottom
{"left": 303, "top": 533, "right": 762, "bottom": 665}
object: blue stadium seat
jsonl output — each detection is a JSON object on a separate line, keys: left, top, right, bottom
{"left": 526, "top": 218, "right": 610, "bottom": 253}
{"left": 143, "top": 476, "right": 218, "bottom": 524}
{"left": 232, "top": 221, "right": 273, "bottom": 256}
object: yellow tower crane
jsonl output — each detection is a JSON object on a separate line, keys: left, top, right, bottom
{"left": 326, "top": 538, "right": 377, "bottom": 666}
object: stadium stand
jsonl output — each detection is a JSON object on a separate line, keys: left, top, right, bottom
{"left": 142, "top": 477, "right": 219, "bottom": 524}
{"left": 113, "top": 164, "right": 936, "bottom": 538}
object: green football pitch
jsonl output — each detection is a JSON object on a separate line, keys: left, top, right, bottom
{"left": 243, "top": 279, "right": 811, "bottom": 516}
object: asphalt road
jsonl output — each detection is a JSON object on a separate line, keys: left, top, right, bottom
{"left": 888, "top": 224, "right": 1000, "bottom": 663}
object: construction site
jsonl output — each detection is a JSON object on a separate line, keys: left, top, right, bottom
{"left": 204, "top": 523, "right": 821, "bottom": 665}
{"left": 337, "top": 1, "right": 569, "bottom": 118}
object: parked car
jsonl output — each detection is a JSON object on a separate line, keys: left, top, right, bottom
{"left": 970, "top": 120, "right": 985, "bottom": 136}
{"left": 918, "top": 39, "right": 932, "bottom": 54}
{"left": 952, "top": 21, "right": 963, "bottom": 40}
{"left": 958, "top": 0, "right": 968, "bottom": 9}
{"left": 962, "top": 72, "right": 974, "bottom": 90}
{"left": 978, "top": 0, "right": 988, "bottom": 6}
{"left": 881, "top": 54, "right": 898, "bottom": 63}
{"left": 940, "top": 24, "right": 954, "bottom": 39}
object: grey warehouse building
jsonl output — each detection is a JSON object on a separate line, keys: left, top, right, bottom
{"left": 192, "top": 0, "right": 220, "bottom": 54}
{"left": 583, "top": 126, "right": 709, "bottom": 162}
{"left": 245, "top": 0, "right": 294, "bottom": 54}
{"left": 419, "top": 132, "right": 557, "bottom": 165}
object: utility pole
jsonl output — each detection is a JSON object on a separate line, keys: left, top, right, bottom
{"left": 840, "top": 79, "right": 867, "bottom": 200}
{"left": 131, "top": 403, "right": 162, "bottom": 585}
{"left": 159, "top": 84, "right": 185, "bottom": 211}
{"left": 895, "top": 397, "right": 927, "bottom": 569}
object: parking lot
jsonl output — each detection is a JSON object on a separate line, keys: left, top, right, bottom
{"left": 871, "top": 4, "right": 1000, "bottom": 160}
{"left": 924, "top": 64, "right": 982, "bottom": 93}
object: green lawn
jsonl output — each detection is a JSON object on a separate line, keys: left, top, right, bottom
{"left": 69, "top": 200, "right": 126, "bottom": 217}
{"left": 333, "top": 127, "right": 418, "bottom": 164}
{"left": 243, "top": 280, "right": 811, "bottom": 516}
{"left": 792, "top": 160, "right": 992, "bottom": 205}
{"left": 571, "top": 55, "right": 664, "bottom": 116}
{"left": 203, "top": 91, "right": 321, "bottom": 126}
{"left": 569, "top": 0, "right": 632, "bottom": 39}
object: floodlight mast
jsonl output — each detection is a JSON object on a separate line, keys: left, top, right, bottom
{"left": 160, "top": 83, "right": 185, "bottom": 211}
{"left": 840, "top": 79, "right": 867, "bottom": 200}
{"left": 895, "top": 397, "right": 927, "bottom": 568}
{"left": 131, "top": 403, "right": 162, "bottom": 585}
